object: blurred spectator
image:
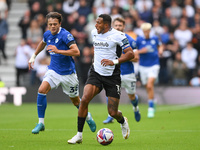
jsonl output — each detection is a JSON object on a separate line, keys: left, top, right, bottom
{"left": 73, "top": 15, "right": 87, "bottom": 43}
{"left": 165, "top": 33, "right": 181, "bottom": 60}
{"left": 192, "top": 24, "right": 200, "bottom": 63}
{"left": 152, "top": 20, "right": 164, "bottom": 37}
{"left": 0, "top": 14, "right": 8, "bottom": 61}
{"left": 30, "top": 1, "right": 45, "bottom": 20}
{"left": 78, "top": 46, "right": 93, "bottom": 84}
{"left": 18, "top": 10, "right": 31, "bottom": 39}
{"left": 122, "top": 0, "right": 138, "bottom": 20}
{"left": 110, "top": 6, "right": 122, "bottom": 21}
{"left": 152, "top": 0, "right": 163, "bottom": 22}
{"left": 46, "top": 3, "right": 54, "bottom": 13}
{"left": 27, "top": 19, "right": 43, "bottom": 45}
{"left": 62, "top": 0, "right": 80, "bottom": 15}
{"left": 94, "top": 0, "right": 113, "bottom": 8}
{"left": 135, "top": 0, "right": 153, "bottom": 14}
{"left": 137, "top": 1, "right": 153, "bottom": 23}
{"left": 168, "top": 17, "right": 179, "bottom": 33}
{"left": 84, "top": 14, "right": 96, "bottom": 45}
{"left": 54, "top": 1, "right": 65, "bottom": 17}
{"left": 189, "top": 67, "right": 200, "bottom": 87}
{"left": 172, "top": 51, "right": 188, "bottom": 86}
{"left": 62, "top": 13, "right": 77, "bottom": 32}
{"left": 0, "top": 0, "right": 8, "bottom": 19}
{"left": 183, "top": 0, "right": 195, "bottom": 28}
{"left": 15, "top": 39, "right": 31, "bottom": 86}
{"left": 174, "top": 20, "right": 192, "bottom": 49}
{"left": 87, "top": 6, "right": 97, "bottom": 22}
{"left": 181, "top": 42, "right": 198, "bottom": 83}
{"left": 124, "top": 15, "right": 137, "bottom": 40}
{"left": 77, "top": 0, "right": 91, "bottom": 17}
{"left": 160, "top": 25, "right": 170, "bottom": 44}
{"left": 36, "top": 13, "right": 46, "bottom": 33}
{"left": 169, "top": 0, "right": 182, "bottom": 19}
{"left": 96, "top": 1, "right": 111, "bottom": 16}
{"left": 161, "top": 7, "right": 171, "bottom": 26}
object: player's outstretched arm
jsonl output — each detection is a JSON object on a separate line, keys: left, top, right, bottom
{"left": 28, "top": 41, "right": 46, "bottom": 70}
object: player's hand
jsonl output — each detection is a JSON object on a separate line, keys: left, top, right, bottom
{"left": 47, "top": 45, "right": 59, "bottom": 53}
{"left": 28, "top": 53, "right": 36, "bottom": 70}
{"left": 101, "top": 59, "right": 114, "bottom": 66}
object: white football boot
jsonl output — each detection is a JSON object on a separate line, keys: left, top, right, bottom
{"left": 68, "top": 134, "right": 82, "bottom": 144}
{"left": 121, "top": 117, "right": 130, "bottom": 139}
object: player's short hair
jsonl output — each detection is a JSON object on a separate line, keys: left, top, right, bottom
{"left": 140, "top": 23, "right": 152, "bottom": 31}
{"left": 99, "top": 14, "right": 112, "bottom": 27}
{"left": 46, "top": 12, "right": 62, "bottom": 23}
{"left": 113, "top": 17, "right": 125, "bottom": 25}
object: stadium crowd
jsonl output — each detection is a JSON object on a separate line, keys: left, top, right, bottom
{"left": 1, "top": 0, "right": 200, "bottom": 87}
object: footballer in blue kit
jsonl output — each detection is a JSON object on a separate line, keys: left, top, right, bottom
{"left": 103, "top": 17, "right": 141, "bottom": 124}
{"left": 28, "top": 12, "right": 96, "bottom": 134}
{"left": 136, "top": 23, "right": 163, "bottom": 118}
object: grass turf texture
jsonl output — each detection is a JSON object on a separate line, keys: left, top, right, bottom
{"left": 0, "top": 103, "right": 199, "bottom": 150}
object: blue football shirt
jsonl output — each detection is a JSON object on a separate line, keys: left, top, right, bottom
{"left": 43, "top": 27, "right": 76, "bottom": 75}
{"left": 136, "top": 35, "right": 161, "bottom": 67}
{"left": 120, "top": 34, "right": 137, "bottom": 75}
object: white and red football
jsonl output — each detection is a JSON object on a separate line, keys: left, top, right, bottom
{"left": 96, "top": 128, "right": 114, "bottom": 146}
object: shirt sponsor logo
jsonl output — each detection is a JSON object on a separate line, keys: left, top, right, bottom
{"left": 93, "top": 42, "right": 109, "bottom": 47}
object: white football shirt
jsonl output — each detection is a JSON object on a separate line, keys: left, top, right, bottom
{"left": 91, "top": 28, "right": 130, "bottom": 76}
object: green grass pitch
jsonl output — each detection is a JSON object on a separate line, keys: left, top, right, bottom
{"left": 0, "top": 103, "right": 199, "bottom": 150}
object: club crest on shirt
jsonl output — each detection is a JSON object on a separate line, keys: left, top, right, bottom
{"left": 55, "top": 38, "right": 59, "bottom": 43}
{"left": 151, "top": 40, "right": 156, "bottom": 45}
{"left": 48, "top": 40, "right": 51, "bottom": 43}
{"left": 67, "top": 34, "right": 74, "bottom": 41}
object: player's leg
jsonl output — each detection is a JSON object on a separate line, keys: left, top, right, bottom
{"left": 32, "top": 81, "right": 51, "bottom": 134}
{"left": 128, "top": 94, "right": 141, "bottom": 122}
{"left": 146, "top": 65, "right": 160, "bottom": 118}
{"left": 123, "top": 73, "right": 141, "bottom": 122}
{"left": 146, "top": 77, "right": 156, "bottom": 118}
{"left": 103, "top": 97, "right": 114, "bottom": 124}
{"left": 107, "top": 96, "right": 130, "bottom": 139}
{"left": 68, "top": 84, "right": 100, "bottom": 144}
{"left": 70, "top": 96, "right": 96, "bottom": 132}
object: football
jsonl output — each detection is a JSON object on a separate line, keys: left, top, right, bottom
{"left": 96, "top": 128, "right": 114, "bottom": 145}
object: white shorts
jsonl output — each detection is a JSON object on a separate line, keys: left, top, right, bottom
{"left": 43, "top": 70, "right": 79, "bottom": 98}
{"left": 139, "top": 65, "right": 160, "bottom": 85}
{"left": 121, "top": 73, "right": 137, "bottom": 95}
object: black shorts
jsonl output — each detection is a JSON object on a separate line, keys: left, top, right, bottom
{"left": 86, "top": 66, "right": 121, "bottom": 99}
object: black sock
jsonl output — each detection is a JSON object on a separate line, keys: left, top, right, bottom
{"left": 78, "top": 117, "right": 86, "bottom": 132}
{"left": 117, "top": 116, "right": 125, "bottom": 124}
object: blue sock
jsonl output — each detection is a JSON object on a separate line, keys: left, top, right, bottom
{"left": 148, "top": 100, "right": 154, "bottom": 108}
{"left": 37, "top": 93, "right": 47, "bottom": 118}
{"left": 130, "top": 95, "right": 138, "bottom": 107}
